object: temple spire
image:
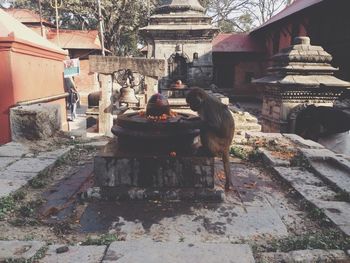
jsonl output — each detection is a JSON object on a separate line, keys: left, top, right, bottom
{"left": 156, "top": 0, "right": 205, "bottom": 14}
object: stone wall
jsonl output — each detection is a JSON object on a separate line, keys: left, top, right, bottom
{"left": 95, "top": 149, "right": 215, "bottom": 189}
{"left": 10, "top": 104, "right": 61, "bottom": 141}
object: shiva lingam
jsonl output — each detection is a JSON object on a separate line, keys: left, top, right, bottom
{"left": 94, "top": 93, "right": 223, "bottom": 201}
{"left": 163, "top": 80, "right": 190, "bottom": 99}
{"left": 112, "top": 93, "right": 201, "bottom": 154}
{"left": 169, "top": 80, "right": 188, "bottom": 90}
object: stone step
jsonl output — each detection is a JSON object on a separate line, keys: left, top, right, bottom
{"left": 310, "top": 159, "right": 350, "bottom": 197}
{"left": 0, "top": 146, "right": 72, "bottom": 198}
{"left": 273, "top": 167, "right": 350, "bottom": 236}
{"left": 283, "top": 134, "right": 325, "bottom": 149}
{"left": 103, "top": 241, "right": 255, "bottom": 263}
{"left": 259, "top": 148, "right": 291, "bottom": 167}
{"left": 260, "top": 249, "right": 349, "bottom": 263}
{"left": 0, "top": 240, "right": 45, "bottom": 262}
{"left": 40, "top": 245, "right": 106, "bottom": 263}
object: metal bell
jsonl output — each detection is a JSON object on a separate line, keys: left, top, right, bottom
{"left": 119, "top": 86, "right": 139, "bottom": 104}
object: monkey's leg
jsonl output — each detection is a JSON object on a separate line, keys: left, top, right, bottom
{"left": 222, "top": 152, "right": 231, "bottom": 190}
{"left": 223, "top": 152, "right": 247, "bottom": 212}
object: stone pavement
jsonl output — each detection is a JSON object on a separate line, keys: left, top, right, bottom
{"left": 0, "top": 142, "right": 72, "bottom": 198}
{"left": 248, "top": 132, "right": 350, "bottom": 237}
{"left": 1, "top": 134, "right": 350, "bottom": 262}
{"left": 1, "top": 240, "right": 349, "bottom": 262}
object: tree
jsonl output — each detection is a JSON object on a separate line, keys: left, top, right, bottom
{"left": 5, "top": 0, "right": 150, "bottom": 56}
{"left": 247, "top": 0, "right": 289, "bottom": 25}
{"left": 201, "top": 0, "right": 288, "bottom": 32}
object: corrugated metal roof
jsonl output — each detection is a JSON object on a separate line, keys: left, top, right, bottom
{"left": 212, "top": 33, "right": 264, "bottom": 53}
{"left": 4, "top": 8, "right": 54, "bottom": 27}
{"left": 47, "top": 30, "right": 102, "bottom": 50}
{"left": 252, "top": 0, "right": 324, "bottom": 32}
{"left": 0, "top": 9, "right": 66, "bottom": 54}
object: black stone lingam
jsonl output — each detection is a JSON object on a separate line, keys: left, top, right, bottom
{"left": 111, "top": 94, "right": 202, "bottom": 154}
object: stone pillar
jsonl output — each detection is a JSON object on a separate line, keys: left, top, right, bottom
{"left": 98, "top": 74, "right": 113, "bottom": 137}
{"left": 144, "top": 76, "right": 159, "bottom": 103}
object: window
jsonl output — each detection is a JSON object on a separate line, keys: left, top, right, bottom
{"left": 273, "top": 31, "right": 280, "bottom": 54}
{"left": 245, "top": 72, "right": 254, "bottom": 83}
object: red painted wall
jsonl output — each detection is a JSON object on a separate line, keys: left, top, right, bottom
{"left": 0, "top": 38, "right": 67, "bottom": 144}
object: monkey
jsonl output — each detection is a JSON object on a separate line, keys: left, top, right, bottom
{"left": 186, "top": 87, "right": 235, "bottom": 190}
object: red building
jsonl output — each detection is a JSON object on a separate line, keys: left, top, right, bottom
{"left": 212, "top": 33, "right": 265, "bottom": 99}
{"left": 0, "top": 9, "right": 68, "bottom": 144}
{"left": 5, "top": 9, "right": 102, "bottom": 104}
{"left": 213, "top": 0, "right": 350, "bottom": 98}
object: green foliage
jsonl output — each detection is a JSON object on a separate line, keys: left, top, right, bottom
{"left": 0, "top": 196, "right": 16, "bottom": 220}
{"left": 10, "top": 0, "right": 149, "bottom": 56}
{"left": 264, "top": 230, "right": 350, "bottom": 253}
{"left": 230, "top": 146, "right": 249, "bottom": 160}
{"left": 81, "top": 234, "right": 119, "bottom": 246}
{"left": 230, "top": 146, "right": 262, "bottom": 162}
{"left": 4, "top": 245, "right": 49, "bottom": 263}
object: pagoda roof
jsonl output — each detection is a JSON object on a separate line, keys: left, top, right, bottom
{"left": 156, "top": 0, "right": 205, "bottom": 14}
{"left": 253, "top": 37, "right": 350, "bottom": 88}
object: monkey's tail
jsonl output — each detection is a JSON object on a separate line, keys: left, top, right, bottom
{"left": 223, "top": 153, "right": 247, "bottom": 213}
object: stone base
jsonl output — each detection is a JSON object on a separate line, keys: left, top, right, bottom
{"left": 10, "top": 104, "right": 61, "bottom": 141}
{"left": 94, "top": 141, "right": 220, "bottom": 201}
{"left": 101, "top": 187, "right": 224, "bottom": 202}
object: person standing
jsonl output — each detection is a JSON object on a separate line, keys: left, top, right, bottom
{"left": 64, "top": 77, "right": 80, "bottom": 121}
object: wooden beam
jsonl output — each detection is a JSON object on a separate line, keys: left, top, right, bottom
{"left": 89, "top": 56, "right": 166, "bottom": 77}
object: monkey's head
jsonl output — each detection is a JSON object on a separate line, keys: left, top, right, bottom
{"left": 186, "top": 87, "right": 207, "bottom": 112}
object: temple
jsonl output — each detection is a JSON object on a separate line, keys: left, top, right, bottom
{"left": 140, "top": 0, "right": 218, "bottom": 89}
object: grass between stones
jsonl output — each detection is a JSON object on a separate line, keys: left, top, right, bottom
{"left": 81, "top": 233, "right": 119, "bottom": 246}
{"left": 230, "top": 145, "right": 262, "bottom": 162}
{"left": 253, "top": 229, "right": 350, "bottom": 253}
{"left": 4, "top": 245, "right": 48, "bottom": 263}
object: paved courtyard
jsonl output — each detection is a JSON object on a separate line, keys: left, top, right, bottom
{"left": 0, "top": 131, "right": 349, "bottom": 262}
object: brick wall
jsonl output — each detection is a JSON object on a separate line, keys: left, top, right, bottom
{"left": 73, "top": 59, "right": 99, "bottom": 106}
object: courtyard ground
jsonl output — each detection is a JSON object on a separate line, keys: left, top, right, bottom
{"left": 0, "top": 130, "right": 349, "bottom": 262}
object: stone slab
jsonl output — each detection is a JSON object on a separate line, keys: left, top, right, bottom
{"left": 36, "top": 147, "right": 73, "bottom": 160}
{"left": 260, "top": 249, "right": 349, "bottom": 263}
{"left": 260, "top": 149, "right": 290, "bottom": 167}
{"left": 0, "top": 157, "right": 18, "bottom": 171}
{"left": 0, "top": 240, "right": 45, "bottom": 261}
{"left": 6, "top": 158, "right": 56, "bottom": 174}
{"left": 245, "top": 132, "right": 283, "bottom": 140}
{"left": 40, "top": 245, "right": 106, "bottom": 263}
{"left": 315, "top": 201, "right": 350, "bottom": 226}
{"left": 0, "top": 178, "right": 28, "bottom": 197}
{"left": 0, "top": 142, "right": 30, "bottom": 157}
{"left": 310, "top": 159, "right": 350, "bottom": 195}
{"left": 300, "top": 148, "right": 337, "bottom": 160}
{"left": 38, "top": 163, "right": 94, "bottom": 217}
{"left": 80, "top": 197, "right": 288, "bottom": 242}
{"left": 273, "top": 167, "right": 337, "bottom": 202}
{"left": 89, "top": 55, "right": 166, "bottom": 77}
{"left": 283, "top": 133, "right": 325, "bottom": 149}
{"left": 273, "top": 167, "right": 350, "bottom": 236}
{"left": 103, "top": 241, "right": 255, "bottom": 263}
{"left": 0, "top": 170, "right": 38, "bottom": 181}
{"left": 83, "top": 141, "right": 109, "bottom": 147}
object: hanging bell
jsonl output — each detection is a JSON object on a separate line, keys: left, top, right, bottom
{"left": 119, "top": 86, "right": 139, "bottom": 105}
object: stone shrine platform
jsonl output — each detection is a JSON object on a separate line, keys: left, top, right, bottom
{"left": 94, "top": 140, "right": 224, "bottom": 201}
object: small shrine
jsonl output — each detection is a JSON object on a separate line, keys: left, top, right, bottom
{"left": 140, "top": 0, "right": 218, "bottom": 90}
{"left": 253, "top": 37, "right": 350, "bottom": 134}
